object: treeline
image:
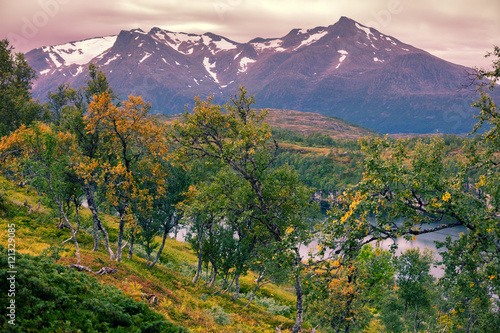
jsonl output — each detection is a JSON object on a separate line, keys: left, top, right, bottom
{"left": 272, "top": 128, "right": 470, "bottom": 195}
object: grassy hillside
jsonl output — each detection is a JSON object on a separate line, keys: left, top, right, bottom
{"left": 156, "top": 108, "right": 378, "bottom": 140}
{"left": 0, "top": 177, "right": 308, "bottom": 332}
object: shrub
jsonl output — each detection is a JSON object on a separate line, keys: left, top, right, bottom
{"left": 241, "top": 293, "right": 291, "bottom": 316}
{"left": 206, "top": 305, "right": 232, "bottom": 325}
{"left": 0, "top": 246, "right": 189, "bottom": 332}
{"left": 267, "top": 303, "right": 291, "bottom": 316}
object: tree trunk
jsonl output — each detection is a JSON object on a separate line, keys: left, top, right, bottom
{"left": 244, "top": 269, "right": 267, "bottom": 309}
{"left": 116, "top": 211, "right": 127, "bottom": 262}
{"left": 148, "top": 214, "right": 179, "bottom": 268}
{"left": 414, "top": 303, "right": 418, "bottom": 333}
{"left": 84, "top": 183, "right": 100, "bottom": 251}
{"left": 127, "top": 226, "right": 135, "bottom": 259}
{"left": 441, "top": 312, "right": 449, "bottom": 333}
{"left": 466, "top": 302, "right": 476, "bottom": 333}
{"left": 291, "top": 247, "right": 304, "bottom": 333}
{"left": 60, "top": 207, "right": 81, "bottom": 265}
{"left": 149, "top": 225, "right": 169, "bottom": 268}
{"left": 48, "top": 173, "right": 81, "bottom": 265}
{"left": 232, "top": 274, "right": 240, "bottom": 301}
{"left": 291, "top": 274, "right": 304, "bottom": 333}
{"left": 62, "top": 202, "right": 83, "bottom": 246}
{"left": 73, "top": 198, "right": 82, "bottom": 234}
{"left": 403, "top": 302, "right": 408, "bottom": 324}
{"left": 84, "top": 183, "right": 115, "bottom": 259}
{"left": 208, "top": 263, "right": 218, "bottom": 288}
{"left": 97, "top": 217, "right": 114, "bottom": 259}
{"left": 203, "top": 264, "right": 213, "bottom": 286}
{"left": 91, "top": 213, "right": 99, "bottom": 251}
{"left": 192, "top": 224, "right": 204, "bottom": 283}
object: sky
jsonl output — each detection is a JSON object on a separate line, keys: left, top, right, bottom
{"left": 0, "top": 0, "right": 498, "bottom": 68}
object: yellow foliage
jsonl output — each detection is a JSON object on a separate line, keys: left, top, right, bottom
{"left": 123, "top": 280, "right": 143, "bottom": 301}
{"left": 160, "top": 297, "right": 173, "bottom": 309}
{"left": 475, "top": 175, "right": 486, "bottom": 188}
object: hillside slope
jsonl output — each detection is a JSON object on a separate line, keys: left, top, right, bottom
{"left": 158, "top": 107, "right": 379, "bottom": 140}
{"left": 0, "top": 178, "right": 305, "bottom": 333}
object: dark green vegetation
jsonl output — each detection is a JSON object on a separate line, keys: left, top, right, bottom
{"left": 0, "top": 246, "right": 189, "bottom": 333}
{"left": 1, "top": 38, "right": 500, "bottom": 332}
{"left": 0, "top": 39, "right": 47, "bottom": 137}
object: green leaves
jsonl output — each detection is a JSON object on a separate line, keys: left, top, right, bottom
{"left": 172, "top": 86, "right": 314, "bottom": 244}
{"left": 317, "top": 47, "right": 500, "bottom": 332}
{"left": 172, "top": 87, "right": 317, "bottom": 312}
{"left": 0, "top": 39, "right": 47, "bottom": 137}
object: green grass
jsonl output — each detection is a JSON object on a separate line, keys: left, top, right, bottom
{"left": 0, "top": 178, "right": 303, "bottom": 332}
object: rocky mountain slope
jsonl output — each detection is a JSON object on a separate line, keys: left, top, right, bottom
{"left": 25, "top": 16, "right": 483, "bottom": 134}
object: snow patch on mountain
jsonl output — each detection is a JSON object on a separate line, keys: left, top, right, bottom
{"left": 43, "top": 36, "right": 117, "bottom": 67}
{"left": 72, "top": 66, "right": 83, "bottom": 76}
{"left": 336, "top": 50, "right": 348, "bottom": 69}
{"left": 104, "top": 54, "right": 119, "bottom": 65}
{"left": 355, "top": 23, "right": 373, "bottom": 39}
{"left": 295, "top": 30, "right": 328, "bottom": 50}
{"left": 221, "top": 80, "right": 234, "bottom": 88}
{"left": 202, "top": 35, "right": 237, "bottom": 54}
{"left": 203, "top": 57, "right": 219, "bottom": 83}
{"left": 139, "top": 52, "right": 151, "bottom": 64}
{"left": 239, "top": 57, "right": 256, "bottom": 73}
{"left": 155, "top": 31, "right": 201, "bottom": 54}
{"left": 385, "top": 36, "right": 397, "bottom": 46}
{"left": 132, "top": 29, "right": 147, "bottom": 35}
{"left": 251, "top": 39, "right": 286, "bottom": 54}
{"left": 48, "top": 53, "right": 63, "bottom": 68}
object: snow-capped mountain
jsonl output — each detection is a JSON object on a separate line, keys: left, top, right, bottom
{"left": 25, "top": 17, "right": 480, "bottom": 134}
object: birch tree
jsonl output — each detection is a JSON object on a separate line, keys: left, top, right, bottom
{"left": 171, "top": 87, "right": 315, "bottom": 332}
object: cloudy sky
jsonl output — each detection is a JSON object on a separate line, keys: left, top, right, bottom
{"left": 1, "top": 0, "right": 498, "bottom": 68}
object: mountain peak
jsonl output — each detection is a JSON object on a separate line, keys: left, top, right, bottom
{"left": 338, "top": 16, "right": 356, "bottom": 23}
{"left": 25, "top": 20, "right": 477, "bottom": 134}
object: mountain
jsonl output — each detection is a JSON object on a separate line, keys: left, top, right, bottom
{"left": 25, "top": 17, "right": 483, "bottom": 134}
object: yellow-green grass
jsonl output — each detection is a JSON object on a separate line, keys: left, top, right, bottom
{"left": 0, "top": 177, "right": 307, "bottom": 332}
{"left": 154, "top": 108, "right": 378, "bottom": 140}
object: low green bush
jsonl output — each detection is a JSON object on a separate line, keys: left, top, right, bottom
{"left": 0, "top": 246, "right": 189, "bottom": 332}
{"left": 205, "top": 305, "right": 231, "bottom": 325}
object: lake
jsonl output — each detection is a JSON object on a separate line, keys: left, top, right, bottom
{"left": 300, "top": 218, "right": 467, "bottom": 277}
{"left": 170, "top": 219, "right": 466, "bottom": 277}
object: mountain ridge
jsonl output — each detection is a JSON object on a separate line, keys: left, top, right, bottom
{"left": 25, "top": 16, "right": 484, "bottom": 134}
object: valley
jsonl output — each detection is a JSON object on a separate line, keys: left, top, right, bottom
{"left": 1, "top": 13, "right": 499, "bottom": 332}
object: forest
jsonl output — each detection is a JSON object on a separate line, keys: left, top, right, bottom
{"left": 1, "top": 38, "right": 500, "bottom": 332}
